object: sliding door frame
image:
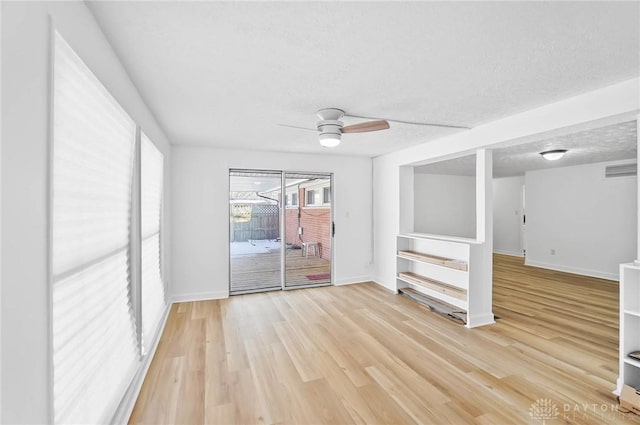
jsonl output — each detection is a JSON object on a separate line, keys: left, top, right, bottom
{"left": 228, "top": 169, "right": 334, "bottom": 294}
{"left": 282, "top": 171, "right": 334, "bottom": 290}
{"left": 228, "top": 168, "right": 283, "bottom": 295}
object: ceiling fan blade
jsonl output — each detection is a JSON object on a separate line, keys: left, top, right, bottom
{"left": 344, "top": 113, "right": 470, "bottom": 129}
{"left": 341, "top": 120, "right": 390, "bottom": 134}
{"left": 277, "top": 123, "right": 317, "bottom": 132}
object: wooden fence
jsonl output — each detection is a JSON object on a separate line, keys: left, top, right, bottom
{"left": 230, "top": 204, "right": 279, "bottom": 242}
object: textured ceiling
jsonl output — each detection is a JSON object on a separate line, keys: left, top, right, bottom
{"left": 414, "top": 121, "right": 638, "bottom": 177}
{"left": 87, "top": 1, "right": 639, "bottom": 157}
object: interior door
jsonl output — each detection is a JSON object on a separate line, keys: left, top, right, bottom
{"left": 284, "top": 172, "right": 333, "bottom": 288}
{"left": 229, "top": 170, "right": 282, "bottom": 294}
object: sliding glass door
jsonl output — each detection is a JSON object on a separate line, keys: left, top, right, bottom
{"left": 229, "top": 170, "right": 283, "bottom": 294}
{"left": 284, "top": 173, "right": 332, "bottom": 287}
{"left": 229, "top": 170, "right": 332, "bottom": 294}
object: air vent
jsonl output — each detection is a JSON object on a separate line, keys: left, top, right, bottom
{"left": 605, "top": 163, "right": 637, "bottom": 178}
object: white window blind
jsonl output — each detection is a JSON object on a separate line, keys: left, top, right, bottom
{"left": 52, "top": 32, "right": 140, "bottom": 424}
{"left": 140, "top": 132, "right": 166, "bottom": 352}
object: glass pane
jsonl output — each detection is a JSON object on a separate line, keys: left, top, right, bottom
{"left": 284, "top": 173, "right": 332, "bottom": 287}
{"left": 229, "top": 170, "right": 282, "bottom": 293}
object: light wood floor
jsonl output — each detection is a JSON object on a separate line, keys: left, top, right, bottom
{"left": 231, "top": 248, "right": 331, "bottom": 293}
{"left": 130, "top": 254, "right": 633, "bottom": 424}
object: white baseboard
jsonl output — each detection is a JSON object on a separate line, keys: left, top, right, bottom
{"left": 369, "top": 278, "right": 397, "bottom": 293}
{"left": 524, "top": 259, "right": 619, "bottom": 281}
{"left": 111, "top": 303, "right": 171, "bottom": 424}
{"left": 333, "top": 275, "right": 373, "bottom": 286}
{"left": 493, "top": 249, "right": 524, "bottom": 257}
{"left": 467, "top": 313, "right": 496, "bottom": 328}
{"left": 171, "top": 290, "right": 229, "bottom": 303}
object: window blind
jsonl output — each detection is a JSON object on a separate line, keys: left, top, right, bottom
{"left": 140, "top": 133, "right": 166, "bottom": 352}
{"left": 52, "top": 32, "right": 139, "bottom": 424}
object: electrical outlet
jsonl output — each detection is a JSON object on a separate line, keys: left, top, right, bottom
{"left": 298, "top": 227, "right": 303, "bottom": 235}
{"left": 550, "top": 249, "right": 556, "bottom": 255}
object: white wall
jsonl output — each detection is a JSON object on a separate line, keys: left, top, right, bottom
{"left": 1, "top": 2, "right": 172, "bottom": 423}
{"left": 373, "top": 79, "right": 638, "bottom": 290}
{"left": 414, "top": 173, "right": 476, "bottom": 238}
{"left": 525, "top": 160, "right": 636, "bottom": 280}
{"left": 171, "top": 147, "right": 373, "bottom": 300}
{"left": 493, "top": 176, "right": 525, "bottom": 256}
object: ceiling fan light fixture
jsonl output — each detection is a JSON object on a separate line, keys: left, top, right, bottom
{"left": 319, "top": 133, "right": 341, "bottom": 147}
{"left": 280, "top": 107, "right": 466, "bottom": 150}
{"left": 540, "top": 149, "right": 567, "bottom": 161}
{"left": 317, "top": 116, "right": 343, "bottom": 147}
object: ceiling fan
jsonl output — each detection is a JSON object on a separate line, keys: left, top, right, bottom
{"left": 278, "top": 108, "right": 470, "bottom": 147}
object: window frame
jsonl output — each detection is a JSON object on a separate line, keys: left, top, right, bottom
{"left": 302, "top": 180, "right": 331, "bottom": 208}
{"left": 306, "top": 189, "right": 316, "bottom": 206}
{"left": 285, "top": 190, "right": 299, "bottom": 209}
{"left": 140, "top": 131, "right": 166, "bottom": 353}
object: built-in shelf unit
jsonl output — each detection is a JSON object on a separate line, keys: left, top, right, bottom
{"left": 616, "top": 263, "right": 640, "bottom": 395}
{"left": 396, "top": 232, "right": 494, "bottom": 328}
{"left": 397, "top": 149, "right": 495, "bottom": 329}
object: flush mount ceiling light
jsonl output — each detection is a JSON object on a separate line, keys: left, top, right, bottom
{"left": 319, "top": 132, "right": 341, "bottom": 147}
{"left": 540, "top": 149, "right": 568, "bottom": 161}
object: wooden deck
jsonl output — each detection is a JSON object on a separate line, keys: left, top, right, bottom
{"left": 230, "top": 246, "right": 330, "bottom": 293}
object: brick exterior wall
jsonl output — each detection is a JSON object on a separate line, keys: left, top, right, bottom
{"left": 284, "top": 187, "right": 332, "bottom": 260}
{"left": 285, "top": 208, "right": 301, "bottom": 247}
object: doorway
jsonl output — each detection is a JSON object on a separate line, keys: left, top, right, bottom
{"left": 229, "top": 169, "right": 333, "bottom": 294}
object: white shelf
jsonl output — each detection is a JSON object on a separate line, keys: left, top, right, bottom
{"left": 399, "top": 232, "right": 481, "bottom": 245}
{"left": 617, "top": 263, "right": 640, "bottom": 394}
{"left": 397, "top": 250, "right": 468, "bottom": 271}
{"left": 397, "top": 276, "right": 467, "bottom": 311}
{"left": 397, "top": 272, "right": 467, "bottom": 300}
{"left": 624, "top": 357, "right": 640, "bottom": 368}
{"left": 622, "top": 262, "right": 640, "bottom": 271}
{"left": 395, "top": 233, "right": 493, "bottom": 328}
{"left": 396, "top": 235, "right": 470, "bottom": 318}
{"left": 398, "top": 287, "right": 467, "bottom": 324}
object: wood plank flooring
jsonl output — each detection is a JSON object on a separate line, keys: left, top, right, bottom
{"left": 130, "top": 254, "right": 636, "bottom": 424}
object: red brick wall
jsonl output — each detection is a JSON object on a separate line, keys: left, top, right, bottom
{"left": 285, "top": 208, "right": 300, "bottom": 246}
{"left": 284, "top": 188, "right": 332, "bottom": 260}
